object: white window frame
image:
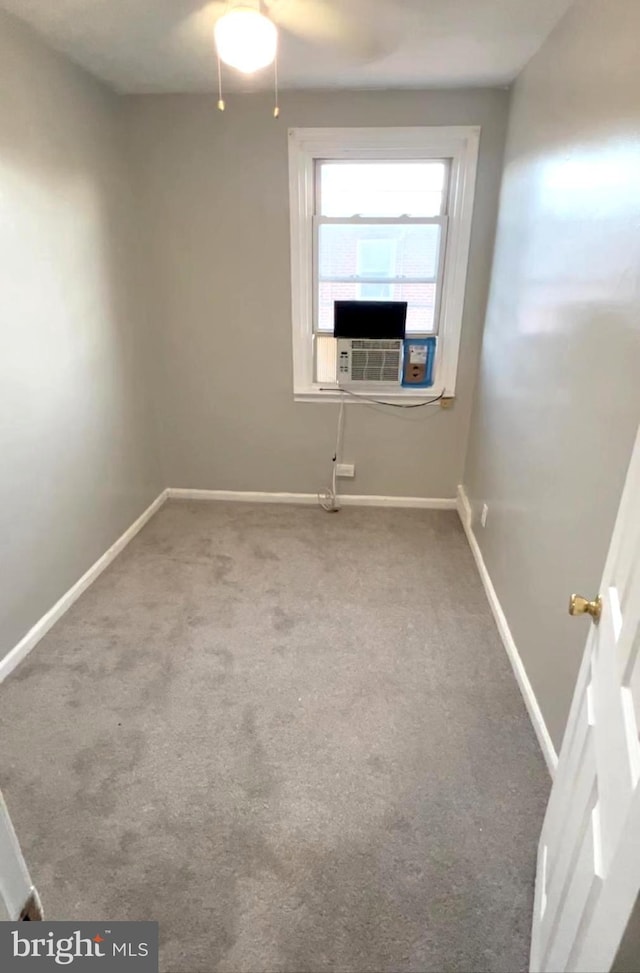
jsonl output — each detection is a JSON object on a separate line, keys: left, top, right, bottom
{"left": 288, "top": 126, "right": 480, "bottom": 403}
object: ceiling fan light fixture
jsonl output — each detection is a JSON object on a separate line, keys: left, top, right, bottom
{"left": 214, "top": 8, "right": 278, "bottom": 74}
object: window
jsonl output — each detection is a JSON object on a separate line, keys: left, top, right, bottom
{"left": 316, "top": 161, "right": 447, "bottom": 332}
{"left": 289, "top": 127, "right": 480, "bottom": 401}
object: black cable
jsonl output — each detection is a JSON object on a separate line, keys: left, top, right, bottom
{"left": 318, "top": 387, "right": 445, "bottom": 409}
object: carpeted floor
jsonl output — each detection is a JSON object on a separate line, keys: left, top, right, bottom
{"left": 0, "top": 501, "right": 549, "bottom": 972}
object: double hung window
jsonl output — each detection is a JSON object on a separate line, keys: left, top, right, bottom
{"left": 288, "top": 127, "right": 480, "bottom": 400}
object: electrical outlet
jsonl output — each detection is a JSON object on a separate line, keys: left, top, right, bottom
{"left": 336, "top": 463, "right": 355, "bottom": 478}
{"left": 481, "top": 503, "right": 489, "bottom": 528}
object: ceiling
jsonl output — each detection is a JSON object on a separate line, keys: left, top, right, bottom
{"left": 1, "top": 0, "right": 573, "bottom": 94}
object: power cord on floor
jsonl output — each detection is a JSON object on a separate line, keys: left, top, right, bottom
{"left": 318, "top": 396, "right": 345, "bottom": 513}
{"left": 316, "top": 386, "right": 444, "bottom": 512}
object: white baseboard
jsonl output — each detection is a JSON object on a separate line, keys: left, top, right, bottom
{"left": 167, "top": 488, "right": 457, "bottom": 510}
{"left": 167, "top": 489, "right": 319, "bottom": 505}
{"left": 456, "top": 484, "right": 558, "bottom": 776}
{"left": 0, "top": 489, "right": 168, "bottom": 684}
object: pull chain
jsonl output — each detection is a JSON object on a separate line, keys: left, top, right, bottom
{"left": 273, "top": 47, "right": 280, "bottom": 118}
{"left": 217, "top": 52, "right": 225, "bottom": 111}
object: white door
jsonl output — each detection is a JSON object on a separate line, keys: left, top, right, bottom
{"left": 0, "top": 789, "right": 41, "bottom": 921}
{"left": 530, "top": 423, "right": 640, "bottom": 973}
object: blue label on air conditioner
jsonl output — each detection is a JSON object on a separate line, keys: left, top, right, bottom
{"left": 402, "top": 337, "right": 436, "bottom": 387}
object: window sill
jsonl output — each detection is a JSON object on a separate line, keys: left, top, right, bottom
{"left": 294, "top": 385, "right": 447, "bottom": 405}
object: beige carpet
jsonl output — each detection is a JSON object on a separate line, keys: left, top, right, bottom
{"left": 0, "top": 501, "right": 549, "bottom": 972}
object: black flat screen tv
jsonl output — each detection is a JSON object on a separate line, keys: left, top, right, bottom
{"left": 333, "top": 301, "right": 408, "bottom": 340}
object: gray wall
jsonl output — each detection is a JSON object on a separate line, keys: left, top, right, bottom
{"left": 612, "top": 894, "right": 640, "bottom": 973}
{"left": 0, "top": 11, "right": 162, "bottom": 661}
{"left": 125, "top": 88, "right": 509, "bottom": 497}
{"left": 463, "top": 0, "right": 640, "bottom": 748}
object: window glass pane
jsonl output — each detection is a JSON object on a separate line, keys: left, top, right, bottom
{"left": 317, "top": 281, "right": 437, "bottom": 334}
{"left": 359, "top": 281, "right": 393, "bottom": 300}
{"left": 319, "top": 162, "right": 446, "bottom": 217}
{"left": 357, "top": 238, "right": 395, "bottom": 299}
{"left": 358, "top": 238, "right": 396, "bottom": 277}
{"left": 319, "top": 223, "right": 441, "bottom": 281}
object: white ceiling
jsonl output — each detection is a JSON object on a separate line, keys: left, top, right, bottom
{"left": 1, "top": 0, "right": 573, "bottom": 94}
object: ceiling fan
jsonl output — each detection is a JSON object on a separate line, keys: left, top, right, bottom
{"left": 182, "top": 0, "right": 386, "bottom": 78}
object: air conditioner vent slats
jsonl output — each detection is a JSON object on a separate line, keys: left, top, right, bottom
{"left": 351, "top": 349, "right": 400, "bottom": 382}
{"left": 336, "top": 337, "right": 402, "bottom": 384}
{"left": 351, "top": 339, "right": 400, "bottom": 351}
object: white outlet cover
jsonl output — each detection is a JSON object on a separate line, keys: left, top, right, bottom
{"left": 336, "top": 463, "right": 355, "bottom": 478}
{"left": 481, "top": 503, "right": 488, "bottom": 528}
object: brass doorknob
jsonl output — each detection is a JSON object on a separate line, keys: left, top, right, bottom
{"left": 569, "top": 594, "right": 602, "bottom": 623}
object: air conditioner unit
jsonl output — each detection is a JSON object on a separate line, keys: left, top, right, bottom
{"left": 337, "top": 338, "right": 403, "bottom": 385}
